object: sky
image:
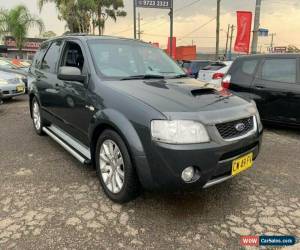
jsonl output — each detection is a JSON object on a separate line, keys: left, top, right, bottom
{"left": 1, "top": 0, "right": 300, "bottom": 52}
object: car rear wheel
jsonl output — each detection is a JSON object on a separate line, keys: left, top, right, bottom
{"left": 31, "top": 97, "right": 45, "bottom": 135}
{"left": 95, "top": 129, "right": 140, "bottom": 203}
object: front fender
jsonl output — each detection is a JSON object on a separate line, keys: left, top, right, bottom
{"left": 89, "top": 108, "right": 145, "bottom": 157}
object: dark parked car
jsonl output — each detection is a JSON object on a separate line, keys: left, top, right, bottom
{"left": 181, "top": 60, "right": 211, "bottom": 79}
{"left": 223, "top": 54, "right": 300, "bottom": 127}
{"left": 29, "top": 35, "right": 263, "bottom": 203}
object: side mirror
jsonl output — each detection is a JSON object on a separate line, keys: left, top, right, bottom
{"left": 58, "top": 66, "right": 86, "bottom": 83}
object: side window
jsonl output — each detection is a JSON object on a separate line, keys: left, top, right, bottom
{"left": 242, "top": 60, "right": 258, "bottom": 75}
{"left": 261, "top": 59, "right": 297, "bottom": 83}
{"left": 32, "top": 43, "right": 49, "bottom": 70}
{"left": 60, "top": 41, "right": 86, "bottom": 73}
{"left": 41, "top": 40, "right": 62, "bottom": 73}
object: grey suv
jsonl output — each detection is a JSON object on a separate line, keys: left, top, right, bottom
{"left": 29, "top": 35, "right": 263, "bottom": 203}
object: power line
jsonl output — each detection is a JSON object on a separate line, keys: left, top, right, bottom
{"left": 178, "top": 16, "right": 217, "bottom": 40}
{"left": 110, "top": 0, "right": 203, "bottom": 35}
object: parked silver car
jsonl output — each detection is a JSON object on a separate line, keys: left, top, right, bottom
{"left": 0, "top": 70, "right": 25, "bottom": 99}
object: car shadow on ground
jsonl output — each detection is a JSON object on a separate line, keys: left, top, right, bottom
{"left": 130, "top": 179, "right": 242, "bottom": 221}
{"left": 263, "top": 123, "right": 300, "bottom": 138}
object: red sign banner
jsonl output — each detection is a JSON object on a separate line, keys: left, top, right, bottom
{"left": 234, "top": 11, "right": 252, "bottom": 53}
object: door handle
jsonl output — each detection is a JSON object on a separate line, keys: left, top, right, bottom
{"left": 255, "top": 85, "right": 265, "bottom": 89}
{"left": 55, "top": 83, "right": 61, "bottom": 90}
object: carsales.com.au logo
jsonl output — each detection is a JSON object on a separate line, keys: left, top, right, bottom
{"left": 240, "top": 235, "right": 297, "bottom": 247}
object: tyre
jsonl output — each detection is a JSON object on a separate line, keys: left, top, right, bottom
{"left": 31, "top": 97, "right": 45, "bottom": 135}
{"left": 95, "top": 129, "right": 140, "bottom": 203}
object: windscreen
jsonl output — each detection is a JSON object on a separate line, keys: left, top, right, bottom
{"left": 88, "top": 39, "right": 185, "bottom": 79}
{"left": 202, "top": 62, "right": 226, "bottom": 71}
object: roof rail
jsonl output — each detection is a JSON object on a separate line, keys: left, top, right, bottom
{"left": 63, "top": 33, "right": 88, "bottom": 36}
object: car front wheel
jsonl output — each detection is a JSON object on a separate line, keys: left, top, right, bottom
{"left": 95, "top": 129, "right": 140, "bottom": 203}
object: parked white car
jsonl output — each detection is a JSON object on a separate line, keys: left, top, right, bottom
{"left": 0, "top": 70, "right": 26, "bottom": 100}
{"left": 197, "top": 61, "right": 233, "bottom": 87}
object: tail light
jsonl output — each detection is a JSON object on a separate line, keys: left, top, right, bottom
{"left": 221, "top": 75, "right": 231, "bottom": 89}
{"left": 212, "top": 72, "right": 224, "bottom": 80}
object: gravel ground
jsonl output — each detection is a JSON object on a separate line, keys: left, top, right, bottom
{"left": 0, "top": 96, "right": 299, "bottom": 250}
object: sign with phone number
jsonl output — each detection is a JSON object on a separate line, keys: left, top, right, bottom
{"left": 136, "top": 0, "right": 172, "bottom": 9}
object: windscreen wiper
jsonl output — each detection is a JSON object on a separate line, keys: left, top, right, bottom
{"left": 171, "top": 74, "right": 189, "bottom": 79}
{"left": 121, "top": 75, "right": 165, "bottom": 80}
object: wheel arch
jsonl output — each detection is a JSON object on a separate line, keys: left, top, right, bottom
{"left": 89, "top": 109, "right": 146, "bottom": 168}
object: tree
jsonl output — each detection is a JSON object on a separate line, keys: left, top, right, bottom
{"left": 42, "top": 30, "right": 57, "bottom": 38}
{"left": 94, "top": 0, "right": 127, "bottom": 35}
{"left": 287, "top": 45, "right": 300, "bottom": 53}
{"left": 0, "top": 5, "right": 44, "bottom": 57}
{"left": 38, "top": 0, "right": 126, "bottom": 35}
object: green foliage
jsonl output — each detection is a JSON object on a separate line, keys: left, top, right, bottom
{"left": 0, "top": 5, "right": 44, "bottom": 53}
{"left": 38, "top": 0, "right": 127, "bottom": 35}
{"left": 42, "top": 30, "right": 57, "bottom": 38}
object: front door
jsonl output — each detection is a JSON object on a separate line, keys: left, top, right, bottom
{"left": 252, "top": 57, "right": 297, "bottom": 123}
{"left": 55, "top": 40, "right": 93, "bottom": 146}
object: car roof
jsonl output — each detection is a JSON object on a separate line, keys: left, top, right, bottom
{"left": 40, "top": 34, "right": 151, "bottom": 47}
{"left": 236, "top": 53, "right": 300, "bottom": 60}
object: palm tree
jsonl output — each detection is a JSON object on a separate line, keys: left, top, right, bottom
{"left": 95, "top": 0, "right": 127, "bottom": 35}
{"left": 0, "top": 5, "right": 44, "bottom": 57}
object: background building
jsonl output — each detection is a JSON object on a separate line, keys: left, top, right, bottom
{"left": 2, "top": 36, "right": 46, "bottom": 60}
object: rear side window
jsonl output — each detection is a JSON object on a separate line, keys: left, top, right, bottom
{"left": 32, "top": 43, "right": 49, "bottom": 70}
{"left": 41, "top": 40, "right": 62, "bottom": 73}
{"left": 242, "top": 60, "right": 258, "bottom": 75}
{"left": 261, "top": 59, "right": 297, "bottom": 83}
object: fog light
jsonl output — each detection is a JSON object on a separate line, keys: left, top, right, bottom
{"left": 181, "top": 166, "right": 195, "bottom": 182}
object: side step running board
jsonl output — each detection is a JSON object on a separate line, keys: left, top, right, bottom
{"left": 43, "top": 127, "right": 91, "bottom": 165}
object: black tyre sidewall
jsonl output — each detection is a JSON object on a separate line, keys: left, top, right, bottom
{"left": 31, "top": 97, "right": 44, "bottom": 135}
{"left": 95, "top": 129, "right": 140, "bottom": 203}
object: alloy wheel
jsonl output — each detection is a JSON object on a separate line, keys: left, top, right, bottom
{"left": 99, "top": 139, "right": 125, "bottom": 194}
{"left": 33, "top": 101, "right": 41, "bottom": 131}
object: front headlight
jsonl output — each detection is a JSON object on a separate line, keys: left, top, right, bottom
{"left": 0, "top": 79, "right": 8, "bottom": 85}
{"left": 151, "top": 120, "right": 210, "bottom": 144}
{"left": 251, "top": 100, "right": 263, "bottom": 132}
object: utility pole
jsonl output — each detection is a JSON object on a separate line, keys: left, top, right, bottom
{"left": 216, "top": 0, "right": 221, "bottom": 60}
{"left": 251, "top": 0, "right": 262, "bottom": 54}
{"left": 224, "top": 24, "right": 230, "bottom": 59}
{"left": 133, "top": 0, "right": 137, "bottom": 39}
{"left": 137, "top": 12, "right": 143, "bottom": 40}
{"left": 169, "top": 2, "right": 174, "bottom": 58}
{"left": 270, "top": 33, "right": 276, "bottom": 52}
{"left": 228, "top": 25, "right": 235, "bottom": 61}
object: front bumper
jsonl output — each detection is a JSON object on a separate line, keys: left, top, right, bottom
{"left": 136, "top": 130, "right": 262, "bottom": 191}
{"left": 0, "top": 84, "right": 26, "bottom": 99}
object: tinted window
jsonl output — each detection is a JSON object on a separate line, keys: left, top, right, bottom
{"left": 262, "top": 59, "right": 296, "bottom": 83}
{"left": 242, "top": 60, "right": 258, "bottom": 75}
{"left": 41, "top": 41, "right": 62, "bottom": 73}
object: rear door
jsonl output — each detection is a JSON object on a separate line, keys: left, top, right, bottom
{"left": 252, "top": 57, "right": 297, "bottom": 123}
{"left": 36, "top": 40, "right": 64, "bottom": 125}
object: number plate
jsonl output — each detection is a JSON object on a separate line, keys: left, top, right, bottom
{"left": 16, "top": 85, "right": 24, "bottom": 92}
{"left": 232, "top": 152, "right": 253, "bottom": 176}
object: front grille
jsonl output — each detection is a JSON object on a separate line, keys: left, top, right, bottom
{"left": 216, "top": 116, "right": 254, "bottom": 140}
